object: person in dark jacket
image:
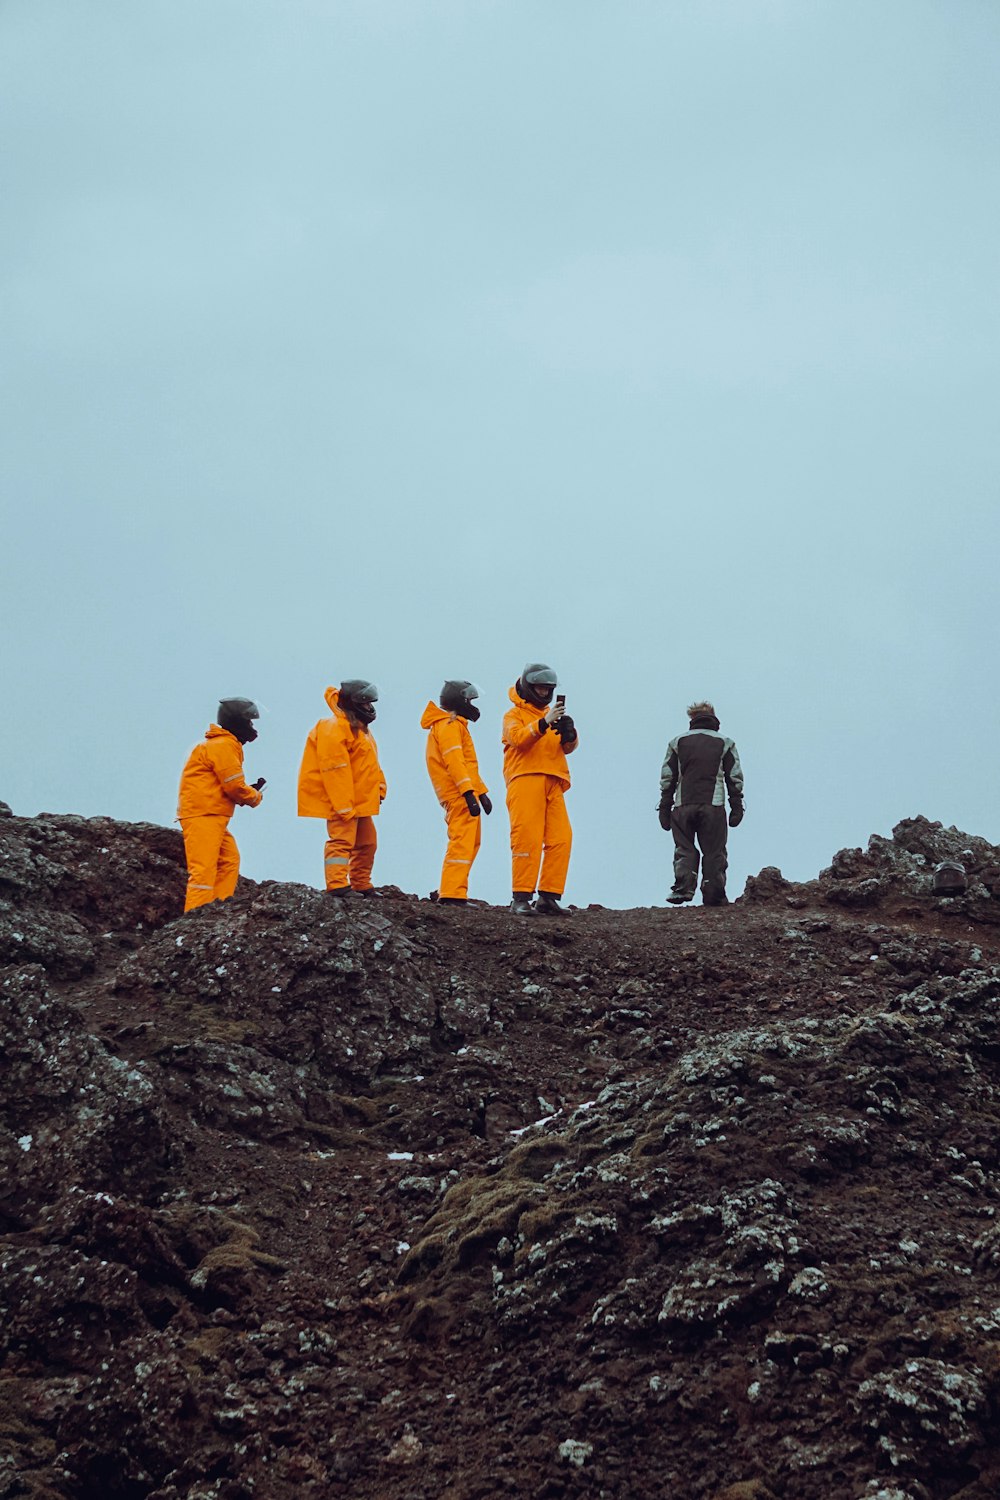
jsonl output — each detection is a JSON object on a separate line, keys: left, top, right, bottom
{"left": 658, "top": 701, "right": 744, "bottom": 906}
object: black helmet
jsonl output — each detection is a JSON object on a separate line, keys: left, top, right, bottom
{"left": 217, "top": 697, "right": 260, "bottom": 744}
{"left": 340, "top": 679, "right": 379, "bottom": 725}
{"left": 518, "top": 662, "right": 557, "bottom": 708}
{"left": 440, "top": 680, "right": 481, "bottom": 722}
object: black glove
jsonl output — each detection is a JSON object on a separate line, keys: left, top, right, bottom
{"left": 537, "top": 718, "right": 549, "bottom": 735}
{"left": 556, "top": 714, "right": 576, "bottom": 744}
{"left": 658, "top": 799, "right": 673, "bottom": 831}
{"left": 253, "top": 777, "right": 267, "bottom": 791}
{"left": 464, "top": 792, "right": 481, "bottom": 818}
{"left": 479, "top": 793, "right": 492, "bottom": 816}
{"left": 729, "top": 804, "right": 744, "bottom": 827}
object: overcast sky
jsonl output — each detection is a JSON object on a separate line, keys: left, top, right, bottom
{"left": 2, "top": 0, "right": 998, "bottom": 910}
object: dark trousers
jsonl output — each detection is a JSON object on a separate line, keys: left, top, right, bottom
{"left": 670, "top": 804, "right": 729, "bottom": 904}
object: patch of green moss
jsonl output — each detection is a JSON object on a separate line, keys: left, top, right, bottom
{"left": 399, "top": 1176, "right": 546, "bottom": 1282}
{"left": 330, "top": 1092, "right": 381, "bottom": 1124}
{"left": 182, "top": 1325, "right": 235, "bottom": 1369}
{"left": 191, "top": 1216, "right": 285, "bottom": 1283}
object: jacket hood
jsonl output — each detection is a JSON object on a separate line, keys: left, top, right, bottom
{"left": 330, "top": 684, "right": 374, "bottom": 734}
{"left": 689, "top": 713, "right": 721, "bottom": 731}
{"left": 509, "top": 687, "right": 548, "bottom": 720}
{"left": 421, "top": 701, "right": 456, "bottom": 729}
{"left": 205, "top": 724, "right": 238, "bottom": 741}
{"left": 509, "top": 683, "right": 544, "bottom": 715}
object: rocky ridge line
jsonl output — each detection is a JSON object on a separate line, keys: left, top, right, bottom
{"left": 3, "top": 804, "right": 1000, "bottom": 1500}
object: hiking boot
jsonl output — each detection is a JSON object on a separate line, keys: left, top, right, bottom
{"left": 666, "top": 892, "right": 693, "bottom": 906}
{"left": 438, "top": 896, "right": 467, "bottom": 906}
{"left": 327, "top": 887, "right": 353, "bottom": 899}
{"left": 535, "top": 892, "right": 566, "bottom": 916}
{"left": 510, "top": 893, "right": 536, "bottom": 916}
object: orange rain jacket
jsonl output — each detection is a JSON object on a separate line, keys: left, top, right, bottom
{"left": 177, "top": 725, "right": 263, "bottom": 820}
{"left": 502, "top": 685, "right": 576, "bottom": 788}
{"left": 298, "top": 686, "right": 387, "bottom": 819}
{"left": 420, "top": 702, "right": 488, "bottom": 806}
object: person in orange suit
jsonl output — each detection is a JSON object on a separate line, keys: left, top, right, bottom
{"left": 502, "top": 663, "right": 579, "bottom": 916}
{"left": 297, "top": 680, "right": 387, "bottom": 897}
{"left": 177, "top": 697, "right": 265, "bottom": 913}
{"left": 421, "top": 681, "right": 492, "bottom": 905}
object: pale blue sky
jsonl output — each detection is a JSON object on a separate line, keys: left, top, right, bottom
{"left": 2, "top": 0, "right": 998, "bottom": 907}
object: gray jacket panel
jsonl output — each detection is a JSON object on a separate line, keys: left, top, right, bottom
{"left": 660, "top": 728, "right": 744, "bottom": 808}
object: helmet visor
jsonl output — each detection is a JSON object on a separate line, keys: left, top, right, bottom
{"left": 522, "top": 663, "right": 557, "bottom": 687}
{"left": 341, "top": 679, "right": 379, "bottom": 703}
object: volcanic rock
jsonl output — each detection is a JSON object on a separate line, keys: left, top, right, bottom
{"left": 3, "top": 806, "right": 1000, "bottom": 1498}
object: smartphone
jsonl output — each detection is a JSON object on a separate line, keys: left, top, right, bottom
{"left": 555, "top": 694, "right": 566, "bottom": 709}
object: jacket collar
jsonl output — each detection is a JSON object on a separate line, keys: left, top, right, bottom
{"left": 509, "top": 684, "right": 544, "bottom": 718}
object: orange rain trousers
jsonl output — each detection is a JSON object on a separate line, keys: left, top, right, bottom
{"left": 506, "top": 774, "right": 572, "bottom": 897}
{"left": 181, "top": 815, "right": 241, "bottom": 912}
{"left": 438, "top": 796, "right": 483, "bottom": 900}
{"left": 324, "top": 814, "right": 378, "bottom": 892}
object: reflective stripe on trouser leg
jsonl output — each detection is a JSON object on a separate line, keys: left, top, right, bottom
{"left": 440, "top": 797, "right": 482, "bottom": 900}
{"left": 506, "top": 773, "right": 552, "bottom": 896}
{"left": 538, "top": 779, "right": 572, "bottom": 897}
{"left": 350, "top": 815, "right": 378, "bottom": 891}
{"left": 324, "top": 814, "right": 357, "bottom": 890}
{"left": 181, "top": 815, "right": 236, "bottom": 912}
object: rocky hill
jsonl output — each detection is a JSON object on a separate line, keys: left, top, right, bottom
{"left": 3, "top": 801, "right": 1000, "bottom": 1500}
